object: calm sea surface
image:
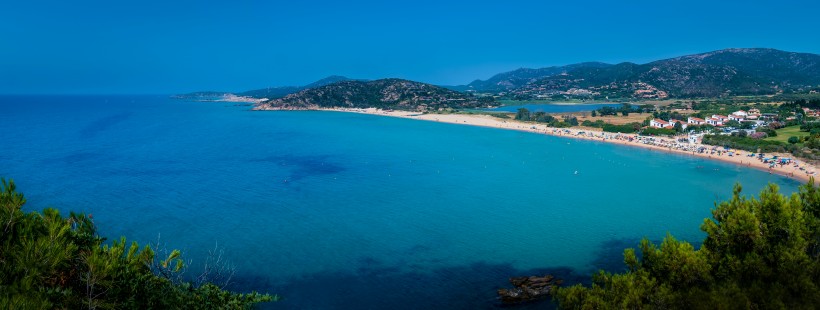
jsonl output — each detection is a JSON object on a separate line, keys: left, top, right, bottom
{"left": 0, "top": 95, "right": 801, "bottom": 308}
{"left": 485, "top": 103, "right": 623, "bottom": 113}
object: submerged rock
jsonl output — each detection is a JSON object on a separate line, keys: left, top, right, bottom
{"left": 497, "top": 275, "right": 561, "bottom": 304}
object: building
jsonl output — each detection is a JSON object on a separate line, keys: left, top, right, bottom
{"left": 706, "top": 114, "right": 730, "bottom": 126}
{"left": 729, "top": 111, "right": 746, "bottom": 122}
{"left": 688, "top": 117, "right": 706, "bottom": 125}
{"left": 650, "top": 119, "right": 671, "bottom": 128}
{"left": 670, "top": 119, "right": 688, "bottom": 130}
{"left": 706, "top": 117, "right": 723, "bottom": 126}
{"left": 649, "top": 119, "right": 686, "bottom": 130}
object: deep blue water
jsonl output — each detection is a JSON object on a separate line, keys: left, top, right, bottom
{"left": 486, "top": 103, "right": 623, "bottom": 113}
{"left": 0, "top": 95, "right": 801, "bottom": 309}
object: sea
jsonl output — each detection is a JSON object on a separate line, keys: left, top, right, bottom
{"left": 484, "top": 103, "right": 623, "bottom": 113}
{"left": 0, "top": 95, "right": 801, "bottom": 309}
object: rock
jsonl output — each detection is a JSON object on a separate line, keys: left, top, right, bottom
{"left": 497, "top": 274, "right": 560, "bottom": 304}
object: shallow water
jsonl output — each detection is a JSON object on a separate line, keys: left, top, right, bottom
{"left": 0, "top": 95, "right": 801, "bottom": 308}
{"left": 485, "top": 103, "right": 622, "bottom": 113}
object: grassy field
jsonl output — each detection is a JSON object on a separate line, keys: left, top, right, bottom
{"left": 498, "top": 99, "right": 597, "bottom": 105}
{"left": 765, "top": 125, "right": 809, "bottom": 143}
{"left": 573, "top": 113, "right": 651, "bottom": 125}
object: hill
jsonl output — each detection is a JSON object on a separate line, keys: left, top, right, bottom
{"left": 463, "top": 48, "right": 820, "bottom": 99}
{"left": 452, "top": 62, "right": 611, "bottom": 92}
{"left": 173, "top": 76, "right": 360, "bottom": 101}
{"left": 253, "top": 79, "right": 494, "bottom": 111}
{"left": 238, "top": 75, "right": 360, "bottom": 99}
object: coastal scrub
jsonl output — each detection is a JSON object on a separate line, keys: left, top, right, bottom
{"left": 555, "top": 181, "right": 820, "bottom": 308}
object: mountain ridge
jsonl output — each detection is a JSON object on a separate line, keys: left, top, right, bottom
{"left": 173, "top": 76, "right": 362, "bottom": 101}
{"left": 460, "top": 48, "right": 820, "bottom": 98}
{"left": 177, "top": 48, "right": 820, "bottom": 104}
{"left": 253, "top": 78, "right": 493, "bottom": 111}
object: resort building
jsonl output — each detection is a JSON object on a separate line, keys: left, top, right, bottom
{"left": 650, "top": 119, "right": 671, "bottom": 128}
{"left": 746, "top": 108, "right": 762, "bottom": 119}
{"left": 649, "top": 119, "right": 687, "bottom": 130}
{"left": 706, "top": 117, "right": 724, "bottom": 126}
{"left": 729, "top": 111, "right": 746, "bottom": 122}
{"left": 670, "top": 119, "right": 688, "bottom": 130}
{"left": 705, "top": 114, "right": 730, "bottom": 126}
{"left": 688, "top": 117, "right": 706, "bottom": 125}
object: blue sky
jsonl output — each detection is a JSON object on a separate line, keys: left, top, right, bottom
{"left": 2, "top": 0, "right": 818, "bottom": 94}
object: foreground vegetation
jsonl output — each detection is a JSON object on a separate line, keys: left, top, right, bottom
{"left": 0, "top": 179, "right": 275, "bottom": 309}
{"left": 555, "top": 181, "right": 820, "bottom": 309}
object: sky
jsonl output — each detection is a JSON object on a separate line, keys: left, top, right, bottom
{"left": 2, "top": 0, "right": 819, "bottom": 94}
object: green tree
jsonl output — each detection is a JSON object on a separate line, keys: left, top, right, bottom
{"left": 789, "top": 136, "right": 800, "bottom": 144}
{"left": 591, "top": 110, "right": 597, "bottom": 117}
{"left": 515, "top": 108, "right": 531, "bottom": 121}
{"left": 0, "top": 178, "right": 276, "bottom": 309}
{"left": 555, "top": 182, "right": 820, "bottom": 309}
{"left": 725, "top": 120, "right": 741, "bottom": 128}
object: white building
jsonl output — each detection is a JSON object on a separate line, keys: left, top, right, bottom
{"left": 650, "top": 119, "right": 671, "bottom": 128}
{"left": 729, "top": 111, "right": 746, "bottom": 122}
{"left": 706, "top": 115, "right": 730, "bottom": 126}
{"left": 706, "top": 117, "right": 723, "bottom": 126}
{"left": 688, "top": 117, "right": 706, "bottom": 125}
{"left": 670, "top": 119, "right": 688, "bottom": 130}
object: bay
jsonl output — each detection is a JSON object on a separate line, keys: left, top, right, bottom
{"left": 0, "top": 95, "right": 800, "bottom": 308}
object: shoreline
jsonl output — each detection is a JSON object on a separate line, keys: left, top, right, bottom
{"left": 317, "top": 108, "right": 818, "bottom": 184}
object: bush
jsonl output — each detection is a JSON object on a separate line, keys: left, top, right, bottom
{"left": 641, "top": 127, "right": 677, "bottom": 136}
{"left": 555, "top": 182, "right": 820, "bottom": 309}
{"left": 749, "top": 132, "right": 768, "bottom": 139}
{"left": 701, "top": 134, "right": 786, "bottom": 152}
{"left": 788, "top": 136, "right": 800, "bottom": 144}
{"left": 756, "top": 127, "right": 777, "bottom": 137}
{"left": 602, "top": 122, "right": 641, "bottom": 133}
{"left": 0, "top": 179, "right": 276, "bottom": 309}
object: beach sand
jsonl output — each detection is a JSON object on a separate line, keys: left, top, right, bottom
{"left": 324, "top": 108, "right": 818, "bottom": 184}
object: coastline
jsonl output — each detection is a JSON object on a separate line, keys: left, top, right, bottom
{"left": 317, "top": 108, "right": 818, "bottom": 184}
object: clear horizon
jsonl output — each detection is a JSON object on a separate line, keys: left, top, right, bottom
{"left": 3, "top": 0, "right": 819, "bottom": 95}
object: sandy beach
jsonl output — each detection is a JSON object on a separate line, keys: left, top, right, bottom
{"left": 325, "top": 108, "right": 818, "bottom": 184}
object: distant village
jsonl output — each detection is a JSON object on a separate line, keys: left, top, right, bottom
{"left": 649, "top": 109, "right": 770, "bottom": 130}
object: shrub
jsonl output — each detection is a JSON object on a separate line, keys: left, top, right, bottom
{"left": 0, "top": 178, "right": 276, "bottom": 309}
{"left": 749, "top": 132, "right": 768, "bottom": 139}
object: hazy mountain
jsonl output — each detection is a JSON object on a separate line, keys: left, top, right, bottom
{"left": 238, "top": 75, "right": 360, "bottom": 99}
{"left": 451, "top": 62, "right": 612, "bottom": 92}
{"left": 180, "top": 48, "right": 820, "bottom": 102}
{"left": 174, "top": 76, "right": 360, "bottom": 100}
{"left": 254, "top": 79, "right": 493, "bottom": 111}
{"left": 461, "top": 48, "right": 820, "bottom": 98}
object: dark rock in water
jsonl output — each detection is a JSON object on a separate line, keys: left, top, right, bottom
{"left": 497, "top": 275, "right": 561, "bottom": 304}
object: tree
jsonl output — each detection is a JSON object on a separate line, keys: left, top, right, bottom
{"left": 788, "top": 136, "right": 800, "bottom": 144}
{"left": 555, "top": 182, "right": 820, "bottom": 309}
{"left": 591, "top": 110, "right": 597, "bottom": 117}
{"left": 724, "top": 120, "right": 741, "bottom": 128}
{"left": 0, "top": 178, "right": 276, "bottom": 309}
{"left": 673, "top": 122, "right": 683, "bottom": 133}
{"left": 515, "top": 108, "right": 530, "bottom": 121}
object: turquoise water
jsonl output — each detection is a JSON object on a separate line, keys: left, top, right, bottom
{"left": 0, "top": 95, "right": 801, "bottom": 308}
{"left": 486, "top": 103, "right": 622, "bottom": 113}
